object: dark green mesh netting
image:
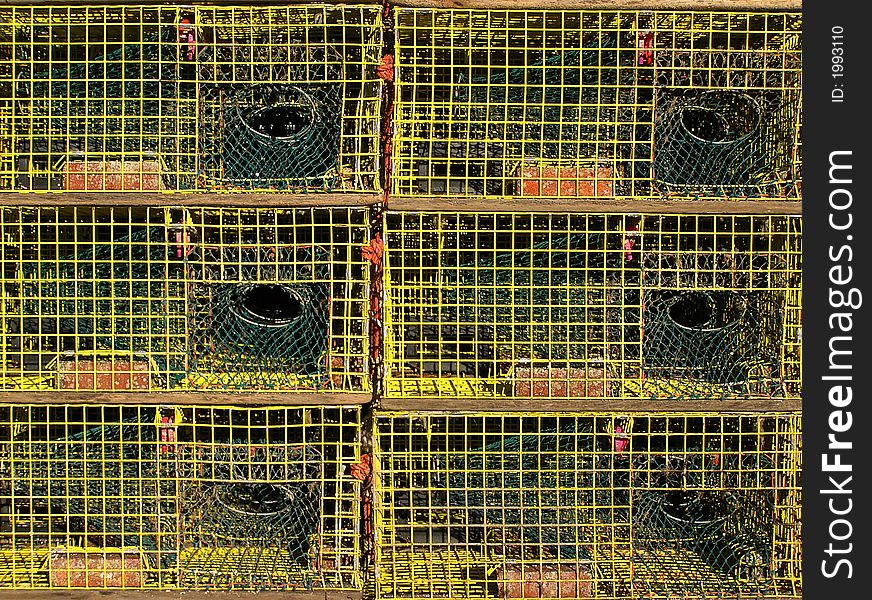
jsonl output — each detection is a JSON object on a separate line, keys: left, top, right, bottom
{"left": 191, "top": 31, "right": 345, "bottom": 191}
{"left": 653, "top": 90, "right": 769, "bottom": 195}
{"left": 430, "top": 233, "right": 782, "bottom": 395}
{"left": 179, "top": 443, "right": 324, "bottom": 582}
{"left": 199, "top": 82, "right": 343, "bottom": 191}
{"left": 187, "top": 245, "right": 331, "bottom": 389}
{"left": 631, "top": 453, "right": 776, "bottom": 586}
{"left": 642, "top": 289, "right": 784, "bottom": 396}
{"left": 4, "top": 412, "right": 324, "bottom": 586}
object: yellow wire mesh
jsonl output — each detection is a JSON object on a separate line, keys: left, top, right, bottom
{"left": 0, "top": 206, "right": 371, "bottom": 392}
{"left": 0, "top": 404, "right": 363, "bottom": 590}
{"left": 383, "top": 211, "right": 802, "bottom": 400}
{"left": 0, "top": 3, "right": 382, "bottom": 193}
{"left": 373, "top": 411, "right": 801, "bottom": 600}
{"left": 391, "top": 9, "right": 801, "bottom": 200}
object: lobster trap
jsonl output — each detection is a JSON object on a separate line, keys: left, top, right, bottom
{"left": 373, "top": 411, "right": 801, "bottom": 600}
{"left": 0, "top": 404, "right": 363, "bottom": 590}
{"left": 391, "top": 9, "right": 801, "bottom": 199}
{"left": 0, "top": 3, "right": 382, "bottom": 192}
{"left": 383, "top": 211, "right": 801, "bottom": 400}
{"left": 0, "top": 206, "right": 371, "bottom": 392}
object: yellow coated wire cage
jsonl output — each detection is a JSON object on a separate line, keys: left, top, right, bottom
{"left": 383, "top": 211, "right": 802, "bottom": 400}
{"left": 0, "top": 404, "right": 363, "bottom": 590}
{"left": 391, "top": 9, "right": 801, "bottom": 200}
{"left": 373, "top": 411, "right": 801, "bottom": 600}
{"left": 0, "top": 3, "right": 383, "bottom": 192}
{"left": 0, "top": 206, "right": 371, "bottom": 392}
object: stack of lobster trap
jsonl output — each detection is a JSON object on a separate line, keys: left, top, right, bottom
{"left": 0, "top": 1, "right": 380, "bottom": 592}
{"left": 0, "top": 2, "right": 801, "bottom": 599}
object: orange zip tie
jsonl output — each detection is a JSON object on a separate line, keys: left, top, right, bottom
{"left": 364, "top": 235, "right": 385, "bottom": 363}
{"left": 362, "top": 234, "right": 385, "bottom": 266}
{"left": 350, "top": 453, "right": 373, "bottom": 482}
{"left": 377, "top": 54, "right": 394, "bottom": 82}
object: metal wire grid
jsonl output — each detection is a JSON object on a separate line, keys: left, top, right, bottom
{"left": 391, "top": 9, "right": 801, "bottom": 200}
{"left": 650, "top": 11, "right": 801, "bottom": 199}
{"left": 383, "top": 211, "right": 802, "bottom": 400}
{"left": 373, "top": 411, "right": 801, "bottom": 600}
{"left": 0, "top": 206, "right": 371, "bottom": 392}
{"left": 0, "top": 404, "right": 363, "bottom": 590}
{"left": 0, "top": 3, "right": 383, "bottom": 192}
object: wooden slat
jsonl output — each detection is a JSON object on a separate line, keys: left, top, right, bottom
{"left": 0, "top": 391, "right": 371, "bottom": 406}
{"left": 0, "top": 195, "right": 802, "bottom": 214}
{"left": 0, "top": 0, "right": 380, "bottom": 5}
{"left": 0, "top": 1, "right": 803, "bottom": 8}
{"left": 0, "top": 592, "right": 363, "bottom": 600}
{"left": 0, "top": 193, "right": 381, "bottom": 208}
{"left": 387, "top": 197, "right": 802, "bottom": 215}
{"left": 378, "top": 398, "right": 801, "bottom": 413}
{"left": 390, "top": 0, "right": 801, "bottom": 10}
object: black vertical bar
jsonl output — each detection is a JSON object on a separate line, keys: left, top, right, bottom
{"left": 803, "top": 0, "right": 871, "bottom": 597}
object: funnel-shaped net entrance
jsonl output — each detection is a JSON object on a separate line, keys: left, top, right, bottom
{"left": 375, "top": 413, "right": 797, "bottom": 600}
{"left": 653, "top": 90, "right": 768, "bottom": 195}
{"left": 185, "top": 482, "right": 319, "bottom": 550}
{"left": 178, "top": 443, "right": 323, "bottom": 589}
{"left": 5, "top": 5, "right": 382, "bottom": 193}
{"left": 630, "top": 453, "right": 777, "bottom": 595}
{"left": 186, "top": 245, "right": 332, "bottom": 390}
{"left": 199, "top": 81, "right": 343, "bottom": 191}
{"left": 642, "top": 289, "right": 784, "bottom": 396}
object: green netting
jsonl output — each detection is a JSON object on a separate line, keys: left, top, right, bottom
{"left": 642, "top": 289, "right": 785, "bottom": 396}
{"left": 410, "top": 423, "right": 777, "bottom": 593}
{"left": 4, "top": 412, "right": 324, "bottom": 587}
{"left": 179, "top": 443, "right": 323, "bottom": 575}
{"left": 195, "top": 36, "right": 345, "bottom": 191}
{"left": 198, "top": 82, "right": 342, "bottom": 191}
{"left": 187, "top": 245, "right": 332, "bottom": 389}
{"left": 653, "top": 90, "right": 771, "bottom": 195}
{"left": 417, "top": 230, "right": 785, "bottom": 395}
{"left": 631, "top": 453, "right": 776, "bottom": 588}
